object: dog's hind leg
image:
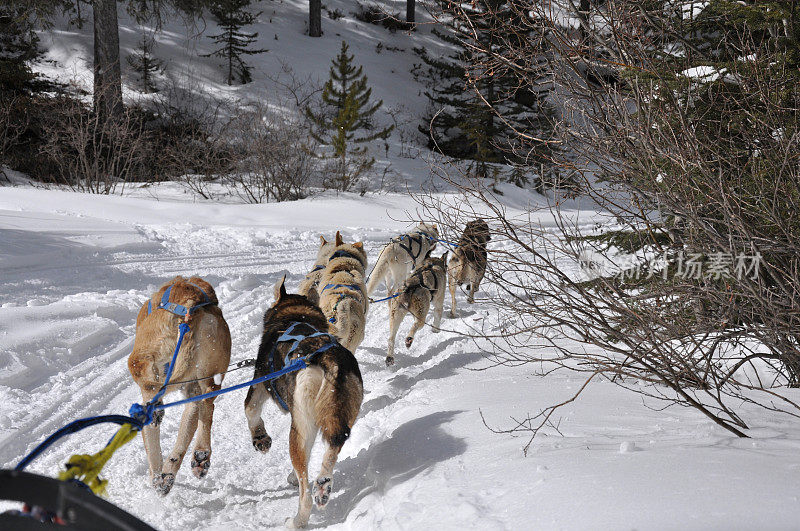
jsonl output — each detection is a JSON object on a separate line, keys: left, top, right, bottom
{"left": 244, "top": 383, "right": 272, "bottom": 453}
{"left": 387, "top": 302, "right": 407, "bottom": 366}
{"left": 190, "top": 393, "right": 218, "bottom": 479}
{"left": 432, "top": 283, "right": 446, "bottom": 333}
{"left": 448, "top": 270, "right": 458, "bottom": 318}
{"left": 138, "top": 388, "right": 164, "bottom": 485}
{"left": 286, "top": 415, "right": 318, "bottom": 528}
{"left": 405, "top": 298, "right": 430, "bottom": 349}
{"left": 156, "top": 386, "right": 201, "bottom": 496}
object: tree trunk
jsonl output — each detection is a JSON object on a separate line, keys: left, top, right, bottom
{"left": 406, "top": 0, "right": 415, "bottom": 23}
{"left": 309, "top": 0, "right": 321, "bottom": 37}
{"left": 92, "top": 0, "right": 123, "bottom": 122}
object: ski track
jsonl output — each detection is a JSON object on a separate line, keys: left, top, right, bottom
{"left": 0, "top": 221, "right": 483, "bottom": 529}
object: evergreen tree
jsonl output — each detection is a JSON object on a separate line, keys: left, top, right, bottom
{"left": 127, "top": 33, "right": 163, "bottom": 93}
{"left": 203, "top": 0, "right": 267, "bottom": 85}
{"left": 418, "top": 0, "right": 554, "bottom": 178}
{"left": 0, "top": 5, "right": 41, "bottom": 94}
{"left": 306, "top": 41, "right": 393, "bottom": 191}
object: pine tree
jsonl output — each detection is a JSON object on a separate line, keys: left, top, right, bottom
{"left": 203, "top": 0, "right": 267, "bottom": 85}
{"left": 306, "top": 41, "right": 394, "bottom": 191}
{"left": 127, "top": 33, "right": 163, "bottom": 93}
{"left": 0, "top": 5, "right": 41, "bottom": 94}
{"left": 418, "top": 0, "right": 554, "bottom": 178}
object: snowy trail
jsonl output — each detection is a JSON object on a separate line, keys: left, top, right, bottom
{"left": 3, "top": 188, "right": 800, "bottom": 529}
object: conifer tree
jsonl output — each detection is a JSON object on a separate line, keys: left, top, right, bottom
{"left": 418, "top": 0, "right": 554, "bottom": 178}
{"left": 203, "top": 0, "right": 267, "bottom": 85}
{"left": 306, "top": 41, "right": 393, "bottom": 191}
{"left": 127, "top": 33, "right": 163, "bottom": 93}
{"left": 0, "top": 5, "right": 41, "bottom": 94}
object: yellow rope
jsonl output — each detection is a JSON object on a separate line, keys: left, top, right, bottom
{"left": 56, "top": 423, "right": 139, "bottom": 496}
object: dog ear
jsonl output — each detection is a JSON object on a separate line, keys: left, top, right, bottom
{"left": 441, "top": 251, "right": 449, "bottom": 263}
{"left": 353, "top": 241, "right": 363, "bottom": 250}
{"left": 335, "top": 231, "right": 343, "bottom": 246}
{"left": 273, "top": 275, "right": 287, "bottom": 301}
{"left": 320, "top": 235, "right": 327, "bottom": 245}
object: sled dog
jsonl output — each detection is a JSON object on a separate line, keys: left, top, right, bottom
{"left": 448, "top": 219, "right": 490, "bottom": 317}
{"left": 297, "top": 235, "right": 336, "bottom": 306}
{"left": 386, "top": 252, "right": 448, "bottom": 366}
{"left": 128, "top": 276, "right": 231, "bottom": 495}
{"left": 244, "top": 277, "right": 363, "bottom": 528}
{"left": 318, "top": 231, "right": 369, "bottom": 352}
{"left": 365, "top": 222, "right": 439, "bottom": 297}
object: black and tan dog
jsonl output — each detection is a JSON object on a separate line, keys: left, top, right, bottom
{"left": 386, "top": 252, "right": 448, "bottom": 366}
{"left": 448, "top": 219, "right": 490, "bottom": 317}
{"left": 128, "top": 276, "right": 231, "bottom": 495}
{"left": 244, "top": 277, "right": 363, "bottom": 528}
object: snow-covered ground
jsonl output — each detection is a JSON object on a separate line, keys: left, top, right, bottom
{"left": 2, "top": 186, "right": 800, "bottom": 530}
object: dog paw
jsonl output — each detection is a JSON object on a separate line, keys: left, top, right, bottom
{"left": 467, "top": 297, "right": 475, "bottom": 304}
{"left": 385, "top": 356, "right": 394, "bottom": 366}
{"left": 287, "top": 471, "right": 299, "bottom": 487}
{"left": 313, "top": 476, "right": 332, "bottom": 508}
{"left": 449, "top": 311, "right": 456, "bottom": 318}
{"left": 285, "top": 516, "right": 307, "bottom": 529}
{"left": 252, "top": 433, "right": 272, "bottom": 453}
{"left": 153, "top": 473, "right": 175, "bottom": 496}
{"left": 191, "top": 450, "right": 211, "bottom": 478}
{"left": 405, "top": 336, "right": 414, "bottom": 348}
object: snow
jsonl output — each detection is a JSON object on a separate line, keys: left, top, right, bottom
{"left": 2, "top": 186, "right": 800, "bottom": 530}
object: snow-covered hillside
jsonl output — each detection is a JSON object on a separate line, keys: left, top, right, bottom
{"left": 2, "top": 187, "right": 800, "bottom": 530}
{"left": 33, "top": 0, "right": 449, "bottom": 191}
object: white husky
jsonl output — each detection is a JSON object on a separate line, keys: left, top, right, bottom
{"left": 366, "top": 223, "right": 439, "bottom": 297}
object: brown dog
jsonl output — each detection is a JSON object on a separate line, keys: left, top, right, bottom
{"left": 244, "top": 277, "right": 363, "bottom": 528}
{"left": 318, "top": 231, "right": 369, "bottom": 353}
{"left": 128, "top": 276, "right": 231, "bottom": 495}
{"left": 448, "top": 219, "right": 490, "bottom": 317}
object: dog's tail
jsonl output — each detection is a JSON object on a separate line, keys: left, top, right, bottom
{"left": 366, "top": 245, "right": 391, "bottom": 296}
{"left": 311, "top": 357, "right": 363, "bottom": 449}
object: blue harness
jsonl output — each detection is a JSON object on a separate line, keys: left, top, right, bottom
{"left": 320, "top": 283, "right": 364, "bottom": 323}
{"left": 266, "top": 321, "right": 338, "bottom": 411}
{"left": 147, "top": 282, "right": 213, "bottom": 318}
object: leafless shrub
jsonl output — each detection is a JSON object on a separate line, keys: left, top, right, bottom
{"left": 38, "top": 94, "right": 149, "bottom": 194}
{"left": 225, "top": 103, "right": 321, "bottom": 203}
{"left": 0, "top": 94, "right": 28, "bottom": 182}
{"left": 417, "top": 0, "right": 800, "bottom": 448}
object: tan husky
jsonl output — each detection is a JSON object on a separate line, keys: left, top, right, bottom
{"left": 366, "top": 222, "right": 439, "bottom": 297}
{"left": 386, "top": 252, "right": 448, "bottom": 366}
{"left": 448, "top": 219, "right": 490, "bottom": 317}
{"left": 128, "top": 276, "right": 231, "bottom": 495}
{"left": 244, "top": 277, "right": 363, "bottom": 528}
{"left": 318, "top": 231, "right": 368, "bottom": 352}
{"left": 297, "top": 235, "right": 336, "bottom": 305}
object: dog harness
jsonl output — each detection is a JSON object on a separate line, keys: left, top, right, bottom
{"left": 146, "top": 282, "right": 214, "bottom": 318}
{"left": 266, "top": 321, "right": 338, "bottom": 411}
{"left": 393, "top": 231, "right": 436, "bottom": 268}
{"left": 320, "top": 283, "right": 365, "bottom": 323}
{"left": 329, "top": 249, "right": 363, "bottom": 263}
{"left": 408, "top": 264, "right": 441, "bottom": 294}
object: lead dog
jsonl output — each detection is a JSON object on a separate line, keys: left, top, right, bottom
{"left": 386, "top": 252, "right": 448, "bottom": 366}
{"left": 318, "top": 231, "right": 369, "bottom": 352}
{"left": 244, "top": 277, "right": 363, "bottom": 528}
{"left": 366, "top": 222, "right": 439, "bottom": 297}
{"left": 128, "top": 276, "right": 231, "bottom": 495}
{"left": 298, "top": 235, "right": 336, "bottom": 306}
{"left": 448, "top": 219, "right": 490, "bottom": 317}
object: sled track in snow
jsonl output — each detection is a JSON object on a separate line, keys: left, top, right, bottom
{"left": 0, "top": 228, "right": 482, "bottom": 529}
